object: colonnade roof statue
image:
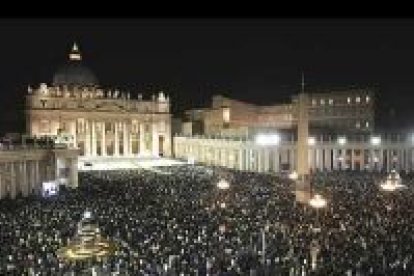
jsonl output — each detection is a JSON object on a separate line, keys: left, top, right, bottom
{"left": 53, "top": 42, "right": 98, "bottom": 87}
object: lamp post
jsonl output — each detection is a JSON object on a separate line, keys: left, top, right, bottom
{"left": 309, "top": 194, "right": 327, "bottom": 232}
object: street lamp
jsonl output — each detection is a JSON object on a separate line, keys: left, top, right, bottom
{"left": 309, "top": 194, "right": 327, "bottom": 209}
{"left": 217, "top": 179, "right": 230, "bottom": 190}
{"left": 380, "top": 169, "right": 405, "bottom": 192}
{"left": 309, "top": 194, "right": 327, "bottom": 233}
{"left": 289, "top": 171, "right": 298, "bottom": 181}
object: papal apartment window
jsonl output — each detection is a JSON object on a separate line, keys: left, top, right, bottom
{"left": 320, "top": 99, "right": 325, "bottom": 105}
{"left": 366, "top": 96, "right": 370, "bottom": 103}
{"left": 347, "top": 97, "right": 351, "bottom": 104}
{"left": 366, "top": 121, "right": 369, "bottom": 128}
{"left": 356, "top": 96, "right": 361, "bottom": 103}
{"left": 329, "top": 99, "right": 333, "bottom": 105}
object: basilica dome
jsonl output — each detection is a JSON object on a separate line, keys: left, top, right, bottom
{"left": 52, "top": 43, "right": 98, "bottom": 87}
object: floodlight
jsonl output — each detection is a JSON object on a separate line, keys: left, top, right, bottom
{"left": 289, "top": 171, "right": 298, "bottom": 180}
{"left": 308, "top": 137, "right": 316, "bottom": 146}
{"left": 309, "top": 194, "right": 327, "bottom": 209}
{"left": 370, "top": 136, "right": 381, "bottom": 146}
{"left": 255, "top": 134, "right": 280, "bottom": 146}
{"left": 217, "top": 179, "right": 230, "bottom": 190}
{"left": 337, "top": 137, "right": 347, "bottom": 145}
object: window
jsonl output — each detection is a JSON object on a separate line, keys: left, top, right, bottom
{"left": 320, "top": 99, "right": 325, "bottom": 105}
{"left": 40, "top": 99, "right": 47, "bottom": 108}
{"left": 159, "top": 121, "right": 166, "bottom": 132}
{"left": 312, "top": 99, "right": 316, "bottom": 106}
{"left": 356, "top": 96, "right": 361, "bottom": 103}
{"left": 356, "top": 121, "right": 360, "bottom": 128}
{"left": 366, "top": 96, "right": 370, "bottom": 103}
{"left": 347, "top": 97, "right": 351, "bottom": 104}
{"left": 366, "top": 121, "right": 370, "bottom": 128}
{"left": 329, "top": 99, "right": 333, "bottom": 105}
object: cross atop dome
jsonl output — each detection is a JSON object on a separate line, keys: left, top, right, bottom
{"left": 69, "top": 42, "right": 82, "bottom": 61}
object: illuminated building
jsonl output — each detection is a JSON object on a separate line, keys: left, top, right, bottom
{"left": 25, "top": 43, "right": 172, "bottom": 159}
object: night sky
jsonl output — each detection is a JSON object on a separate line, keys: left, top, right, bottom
{"left": 1, "top": 18, "right": 414, "bottom": 134}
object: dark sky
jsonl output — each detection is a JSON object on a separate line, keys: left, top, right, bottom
{"left": 1, "top": 18, "right": 414, "bottom": 134}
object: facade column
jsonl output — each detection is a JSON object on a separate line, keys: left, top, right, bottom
{"left": 387, "top": 149, "right": 391, "bottom": 172}
{"left": 21, "top": 161, "right": 28, "bottom": 197}
{"left": 91, "top": 120, "right": 96, "bottom": 156}
{"left": 288, "top": 148, "right": 293, "bottom": 172}
{"left": 274, "top": 149, "right": 280, "bottom": 173}
{"left": 264, "top": 149, "right": 272, "bottom": 172}
{"left": 332, "top": 148, "right": 338, "bottom": 170}
{"left": 257, "top": 149, "right": 262, "bottom": 172}
{"left": 34, "top": 160, "right": 41, "bottom": 194}
{"left": 71, "top": 120, "right": 77, "bottom": 148}
{"left": 324, "top": 148, "right": 330, "bottom": 171}
{"left": 114, "top": 122, "right": 119, "bottom": 156}
{"left": 101, "top": 122, "right": 106, "bottom": 156}
{"left": 123, "top": 121, "right": 129, "bottom": 157}
{"left": 70, "top": 158, "right": 78, "bottom": 188}
{"left": 239, "top": 149, "right": 243, "bottom": 170}
{"left": 139, "top": 123, "right": 145, "bottom": 156}
{"left": 350, "top": 149, "right": 354, "bottom": 170}
{"left": 0, "top": 164, "right": 4, "bottom": 199}
{"left": 85, "top": 120, "right": 90, "bottom": 156}
{"left": 152, "top": 122, "right": 159, "bottom": 157}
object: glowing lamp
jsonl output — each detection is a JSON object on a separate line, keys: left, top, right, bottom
{"left": 337, "top": 137, "right": 347, "bottom": 145}
{"left": 370, "top": 136, "right": 381, "bottom": 146}
{"left": 308, "top": 137, "right": 316, "bottom": 146}
{"left": 217, "top": 179, "right": 230, "bottom": 190}
{"left": 309, "top": 194, "right": 327, "bottom": 209}
{"left": 255, "top": 134, "right": 280, "bottom": 146}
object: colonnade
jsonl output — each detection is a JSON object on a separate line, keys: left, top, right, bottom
{"left": 174, "top": 136, "right": 414, "bottom": 173}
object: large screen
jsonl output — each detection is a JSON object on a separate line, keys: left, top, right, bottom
{"left": 42, "top": 181, "right": 59, "bottom": 197}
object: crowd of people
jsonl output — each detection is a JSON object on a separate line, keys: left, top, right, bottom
{"left": 1, "top": 164, "right": 414, "bottom": 275}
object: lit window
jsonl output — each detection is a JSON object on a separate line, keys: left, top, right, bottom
{"left": 329, "top": 99, "right": 333, "bottom": 105}
{"left": 347, "top": 97, "right": 351, "bottom": 104}
{"left": 320, "top": 99, "right": 325, "bottom": 105}
{"left": 356, "top": 121, "right": 360, "bottom": 128}
{"left": 366, "top": 96, "right": 370, "bottom": 103}
{"left": 366, "top": 121, "right": 369, "bottom": 128}
{"left": 356, "top": 96, "right": 361, "bottom": 103}
{"left": 312, "top": 99, "right": 316, "bottom": 106}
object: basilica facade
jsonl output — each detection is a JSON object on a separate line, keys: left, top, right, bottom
{"left": 25, "top": 43, "right": 172, "bottom": 159}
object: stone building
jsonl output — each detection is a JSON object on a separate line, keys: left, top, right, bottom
{"left": 0, "top": 140, "right": 78, "bottom": 199}
{"left": 25, "top": 43, "right": 172, "bottom": 159}
{"left": 183, "top": 87, "right": 374, "bottom": 137}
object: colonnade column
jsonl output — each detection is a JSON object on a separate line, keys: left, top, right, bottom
{"left": 10, "top": 163, "right": 16, "bottom": 199}
{"left": 239, "top": 149, "right": 244, "bottom": 170}
{"left": 0, "top": 164, "right": 4, "bottom": 199}
{"left": 21, "top": 162, "right": 28, "bottom": 197}
{"left": 274, "top": 150, "right": 279, "bottom": 173}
